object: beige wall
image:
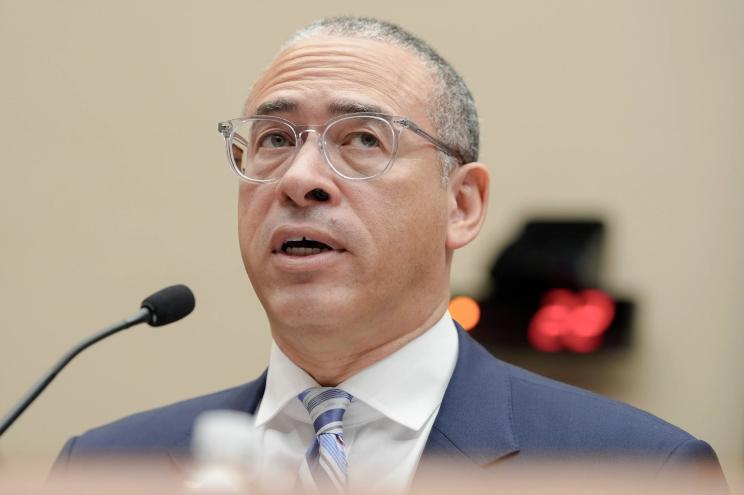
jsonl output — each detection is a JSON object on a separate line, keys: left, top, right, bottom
{"left": 0, "top": 0, "right": 742, "bottom": 479}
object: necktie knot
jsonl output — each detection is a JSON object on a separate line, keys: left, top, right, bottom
{"left": 297, "top": 387, "right": 354, "bottom": 492}
{"left": 299, "top": 387, "right": 354, "bottom": 436}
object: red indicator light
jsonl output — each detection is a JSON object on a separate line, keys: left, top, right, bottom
{"left": 528, "top": 289, "right": 615, "bottom": 353}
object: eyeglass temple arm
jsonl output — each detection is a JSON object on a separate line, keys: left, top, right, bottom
{"left": 402, "top": 120, "right": 465, "bottom": 164}
{"left": 233, "top": 134, "right": 249, "bottom": 148}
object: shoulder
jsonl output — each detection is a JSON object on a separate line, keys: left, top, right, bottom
{"left": 480, "top": 356, "right": 723, "bottom": 485}
{"left": 55, "top": 372, "right": 266, "bottom": 464}
{"left": 455, "top": 328, "right": 714, "bottom": 460}
{"left": 502, "top": 361, "right": 700, "bottom": 455}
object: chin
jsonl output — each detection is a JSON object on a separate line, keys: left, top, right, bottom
{"left": 266, "top": 287, "right": 360, "bottom": 330}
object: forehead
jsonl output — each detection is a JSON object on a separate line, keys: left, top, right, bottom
{"left": 244, "top": 36, "right": 433, "bottom": 124}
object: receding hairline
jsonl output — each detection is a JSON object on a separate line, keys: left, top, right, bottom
{"left": 243, "top": 34, "right": 436, "bottom": 120}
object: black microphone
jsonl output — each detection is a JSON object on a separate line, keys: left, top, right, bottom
{"left": 0, "top": 284, "right": 195, "bottom": 438}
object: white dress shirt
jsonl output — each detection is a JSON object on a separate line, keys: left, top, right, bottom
{"left": 252, "top": 311, "right": 459, "bottom": 493}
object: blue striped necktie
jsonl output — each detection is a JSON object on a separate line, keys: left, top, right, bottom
{"left": 298, "top": 387, "right": 354, "bottom": 492}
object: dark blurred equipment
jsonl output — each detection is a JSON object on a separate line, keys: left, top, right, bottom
{"left": 465, "top": 219, "right": 633, "bottom": 353}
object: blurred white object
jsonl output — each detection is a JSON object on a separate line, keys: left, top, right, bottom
{"left": 187, "top": 410, "right": 260, "bottom": 493}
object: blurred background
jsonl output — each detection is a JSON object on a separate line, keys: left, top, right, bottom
{"left": 0, "top": 0, "right": 741, "bottom": 487}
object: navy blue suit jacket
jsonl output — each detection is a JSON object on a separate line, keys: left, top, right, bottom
{"left": 55, "top": 324, "right": 721, "bottom": 476}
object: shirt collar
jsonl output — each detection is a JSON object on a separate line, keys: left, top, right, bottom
{"left": 254, "top": 312, "right": 458, "bottom": 432}
{"left": 253, "top": 338, "right": 318, "bottom": 427}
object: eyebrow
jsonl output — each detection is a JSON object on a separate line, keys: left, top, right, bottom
{"left": 251, "top": 98, "right": 389, "bottom": 117}
{"left": 327, "top": 100, "right": 387, "bottom": 115}
{"left": 254, "top": 98, "right": 297, "bottom": 116}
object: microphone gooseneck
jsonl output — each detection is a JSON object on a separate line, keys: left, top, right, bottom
{"left": 0, "top": 284, "right": 195, "bottom": 438}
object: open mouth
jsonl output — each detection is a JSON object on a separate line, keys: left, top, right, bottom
{"left": 280, "top": 237, "right": 334, "bottom": 256}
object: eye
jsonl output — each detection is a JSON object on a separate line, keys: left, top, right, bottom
{"left": 347, "top": 132, "right": 380, "bottom": 148}
{"left": 258, "top": 132, "right": 293, "bottom": 148}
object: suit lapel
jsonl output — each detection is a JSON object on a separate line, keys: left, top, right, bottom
{"left": 167, "top": 370, "right": 268, "bottom": 465}
{"left": 422, "top": 323, "right": 520, "bottom": 466}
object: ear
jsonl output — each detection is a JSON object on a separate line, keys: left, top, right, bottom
{"left": 446, "top": 162, "right": 490, "bottom": 250}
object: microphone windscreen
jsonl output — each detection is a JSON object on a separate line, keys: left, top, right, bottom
{"left": 140, "top": 284, "right": 195, "bottom": 327}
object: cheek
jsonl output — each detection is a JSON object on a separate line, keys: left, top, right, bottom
{"left": 404, "top": 200, "right": 449, "bottom": 263}
{"left": 237, "top": 185, "right": 270, "bottom": 262}
{"left": 364, "top": 183, "right": 449, "bottom": 272}
{"left": 237, "top": 186, "right": 254, "bottom": 239}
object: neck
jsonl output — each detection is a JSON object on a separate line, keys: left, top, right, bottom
{"left": 271, "top": 299, "right": 449, "bottom": 386}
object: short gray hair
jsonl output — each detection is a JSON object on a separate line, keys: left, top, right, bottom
{"left": 285, "top": 16, "right": 479, "bottom": 176}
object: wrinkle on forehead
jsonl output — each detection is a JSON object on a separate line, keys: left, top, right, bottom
{"left": 245, "top": 36, "right": 432, "bottom": 122}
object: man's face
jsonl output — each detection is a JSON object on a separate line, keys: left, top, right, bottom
{"left": 238, "top": 36, "right": 453, "bottom": 342}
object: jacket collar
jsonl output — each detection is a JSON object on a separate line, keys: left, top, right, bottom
{"left": 421, "top": 322, "right": 520, "bottom": 466}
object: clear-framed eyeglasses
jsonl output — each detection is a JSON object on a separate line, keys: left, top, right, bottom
{"left": 217, "top": 112, "right": 463, "bottom": 183}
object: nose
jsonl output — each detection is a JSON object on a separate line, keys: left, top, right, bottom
{"left": 273, "top": 131, "right": 340, "bottom": 208}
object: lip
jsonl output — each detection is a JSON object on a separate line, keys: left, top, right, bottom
{"left": 270, "top": 225, "right": 346, "bottom": 254}
{"left": 270, "top": 248, "right": 347, "bottom": 272}
{"left": 268, "top": 225, "right": 348, "bottom": 272}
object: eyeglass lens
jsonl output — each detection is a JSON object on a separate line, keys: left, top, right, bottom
{"left": 230, "top": 115, "right": 396, "bottom": 180}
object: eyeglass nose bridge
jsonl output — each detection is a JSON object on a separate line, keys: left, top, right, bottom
{"left": 295, "top": 127, "right": 323, "bottom": 146}
{"left": 292, "top": 126, "right": 330, "bottom": 160}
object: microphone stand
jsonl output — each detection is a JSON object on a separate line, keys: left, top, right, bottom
{"left": 0, "top": 307, "right": 151, "bottom": 438}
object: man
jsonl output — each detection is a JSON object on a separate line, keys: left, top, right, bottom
{"left": 55, "top": 16, "right": 724, "bottom": 492}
